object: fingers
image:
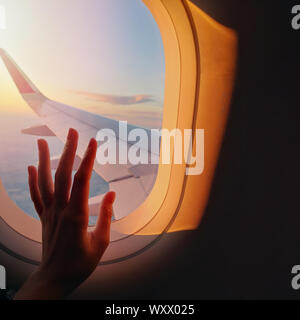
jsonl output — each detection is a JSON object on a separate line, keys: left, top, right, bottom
{"left": 93, "top": 192, "right": 115, "bottom": 250}
{"left": 55, "top": 129, "right": 78, "bottom": 207}
{"left": 69, "top": 138, "right": 97, "bottom": 220}
{"left": 28, "top": 166, "right": 43, "bottom": 218}
{"left": 38, "top": 139, "right": 54, "bottom": 206}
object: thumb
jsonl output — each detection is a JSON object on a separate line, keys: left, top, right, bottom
{"left": 93, "top": 191, "right": 116, "bottom": 250}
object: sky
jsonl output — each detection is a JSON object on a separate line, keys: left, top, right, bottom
{"left": 0, "top": 0, "right": 165, "bottom": 221}
{"left": 0, "top": 0, "right": 165, "bottom": 128}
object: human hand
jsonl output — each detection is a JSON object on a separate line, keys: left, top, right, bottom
{"left": 14, "top": 128, "right": 115, "bottom": 300}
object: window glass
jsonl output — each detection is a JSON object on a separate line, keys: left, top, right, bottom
{"left": 0, "top": 0, "right": 165, "bottom": 224}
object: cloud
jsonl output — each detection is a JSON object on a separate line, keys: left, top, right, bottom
{"left": 71, "top": 90, "right": 155, "bottom": 105}
{"left": 102, "top": 110, "right": 163, "bottom": 129}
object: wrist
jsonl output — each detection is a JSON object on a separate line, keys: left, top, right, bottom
{"left": 14, "top": 268, "right": 65, "bottom": 300}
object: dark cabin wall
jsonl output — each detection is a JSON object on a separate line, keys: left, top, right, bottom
{"left": 159, "top": 0, "right": 300, "bottom": 299}
{"left": 137, "top": 0, "right": 300, "bottom": 299}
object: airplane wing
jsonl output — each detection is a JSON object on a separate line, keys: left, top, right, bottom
{"left": 0, "top": 49, "right": 159, "bottom": 220}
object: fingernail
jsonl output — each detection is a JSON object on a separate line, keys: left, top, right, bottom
{"left": 109, "top": 191, "right": 116, "bottom": 203}
{"left": 88, "top": 138, "right": 96, "bottom": 149}
{"left": 67, "top": 128, "right": 73, "bottom": 140}
{"left": 69, "top": 128, "right": 78, "bottom": 138}
{"left": 37, "top": 139, "right": 43, "bottom": 149}
{"left": 28, "top": 166, "right": 34, "bottom": 175}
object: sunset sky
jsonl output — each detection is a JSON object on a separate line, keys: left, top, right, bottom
{"left": 0, "top": 0, "right": 165, "bottom": 128}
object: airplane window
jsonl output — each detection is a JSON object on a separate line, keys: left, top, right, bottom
{"left": 0, "top": 0, "right": 165, "bottom": 225}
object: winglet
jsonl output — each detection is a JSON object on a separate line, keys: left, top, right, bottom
{"left": 0, "top": 48, "right": 41, "bottom": 95}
